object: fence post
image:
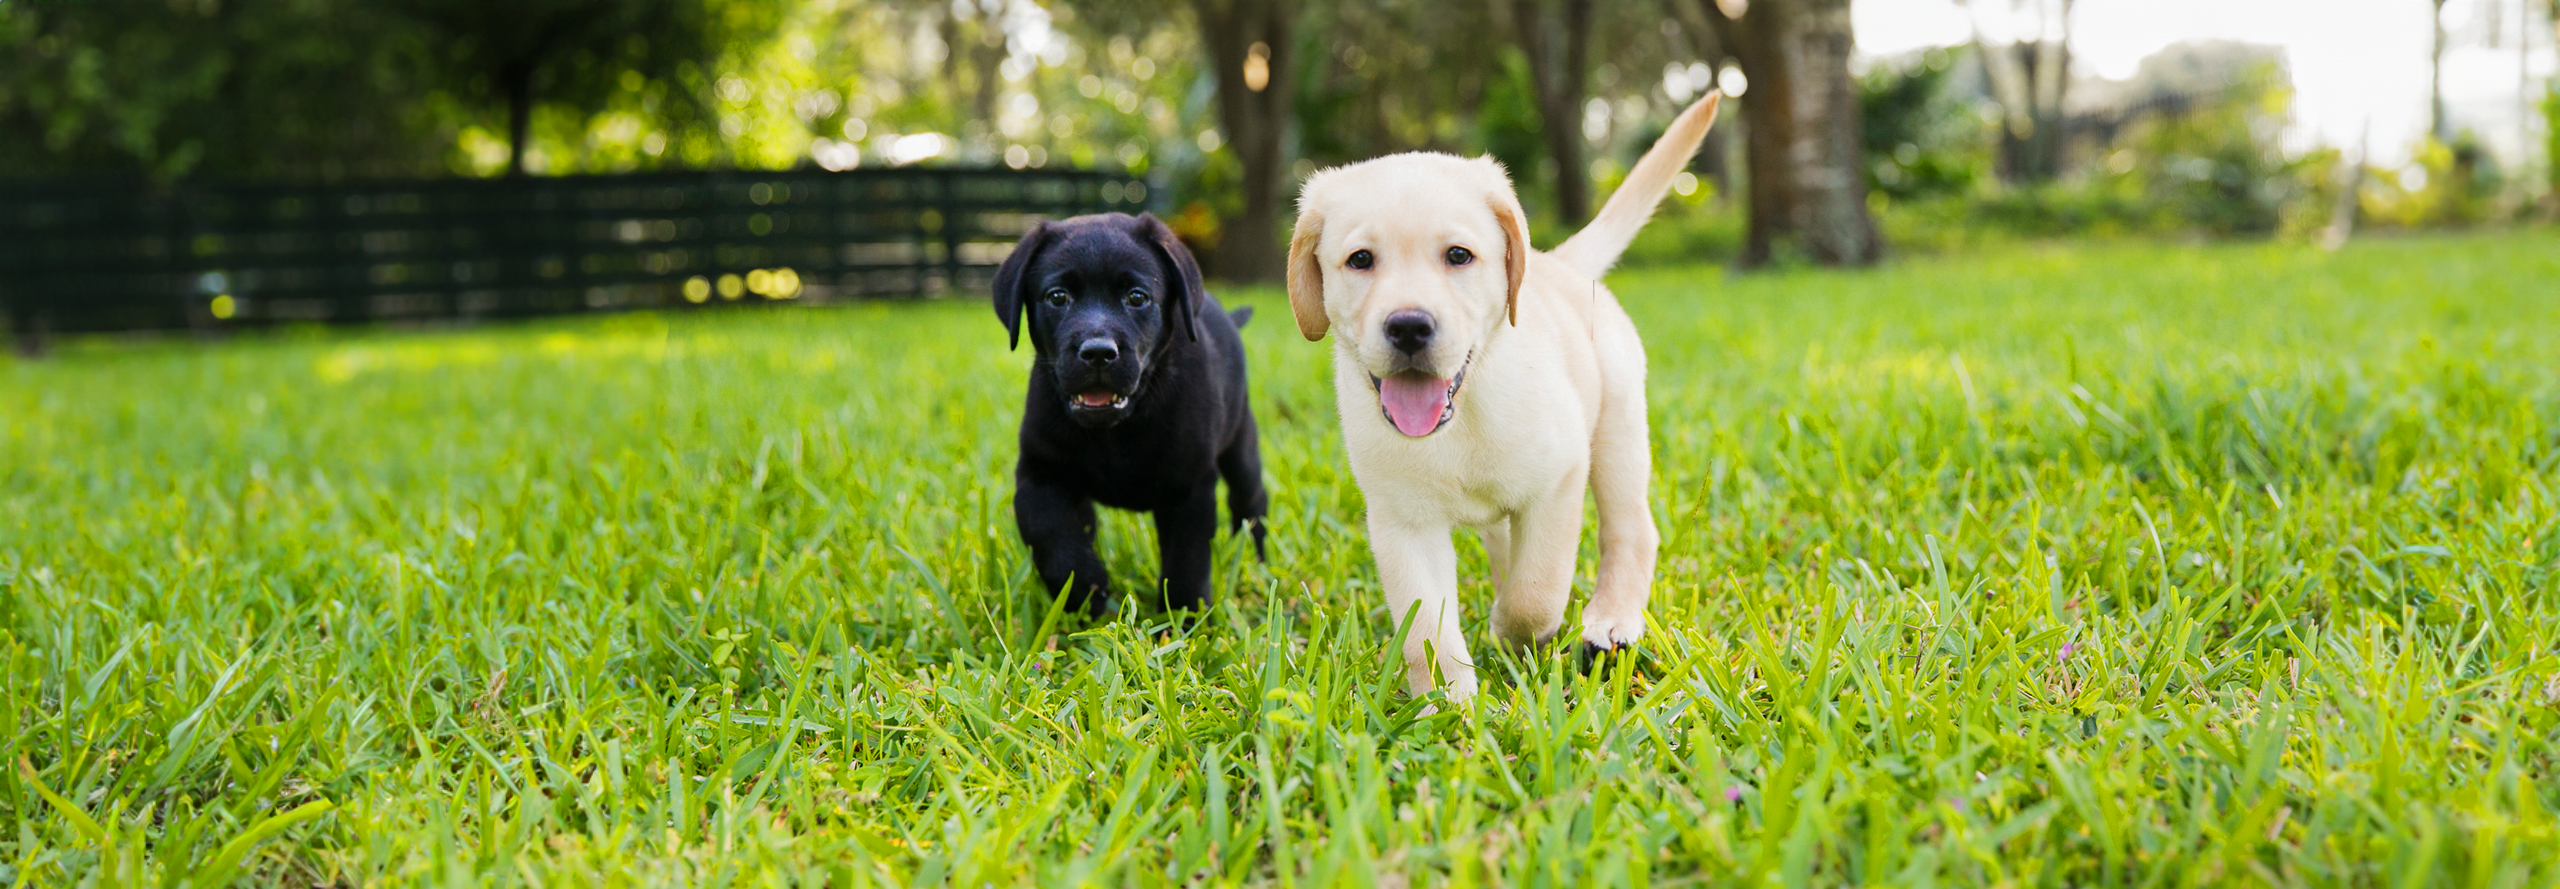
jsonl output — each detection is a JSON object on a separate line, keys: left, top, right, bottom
{"left": 909, "top": 172, "right": 928, "bottom": 296}
{"left": 940, "top": 170, "right": 964, "bottom": 296}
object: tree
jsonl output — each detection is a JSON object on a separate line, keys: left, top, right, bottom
{"left": 1058, "top": 0, "right": 1295, "bottom": 281}
{"left": 2432, "top": 0, "right": 2452, "bottom": 141}
{"left": 389, "top": 0, "right": 781, "bottom": 177}
{"left": 0, "top": 0, "right": 448, "bottom": 180}
{"left": 2539, "top": 0, "right": 2560, "bottom": 210}
{"left": 1292, "top": 0, "right": 1512, "bottom": 167}
{"left": 1511, "top": 0, "right": 1597, "bottom": 225}
{"left": 1956, "top": 0, "right": 2075, "bottom": 183}
{"left": 2549, "top": 0, "right": 2560, "bottom": 209}
{"left": 1190, "top": 0, "right": 1297, "bottom": 282}
{"left": 1662, "top": 1, "right": 1738, "bottom": 197}
{"left": 1700, "top": 0, "right": 1882, "bottom": 268}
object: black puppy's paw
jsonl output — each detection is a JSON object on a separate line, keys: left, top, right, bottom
{"left": 1235, "top": 516, "right": 1269, "bottom": 563}
{"left": 1576, "top": 639, "right": 1632, "bottom": 673}
{"left": 1069, "top": 590, "right": 1122, "bottom": 621}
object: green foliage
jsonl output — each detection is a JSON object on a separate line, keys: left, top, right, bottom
{"left": 1618, "top": 186, "right": 1746, "bottom": 268}
{"left": 1475, "top": 49, "right": 1553, "bottom": 203}
{"left": 1291, "top": 0, "right": 1511, "bottom": 169}
{"left": 2120, "top": 68, "right": 2307, "bottom": 236}
{"left": 2543, "top": 82, "right": 2559, "bottom": 205}
{"left": 387, "top": 0, "right": 788, "bottom": 175}
{"left": 0, "top": 0, "right": 788, "bottom": 180}
{"left": 1284, "top": 0, "right": 1688, "bottom": 228}
{"left": 1858, "top": 48, "right": 1988, "bottom": 201}
{"left": 0, "top": 0, "right": 449, "bottom": 179}
{"left": 1840, "top": 62, "right": 2335, "bottom": 245}
{"left": 2350, "top": 134, "right": 2513, "bottom": 231}
{"left": 7, "top": 234, "right": 2560, "bottom": 883}
{"left": 1965, "top": 179, "right": 2162, "bottom": 238}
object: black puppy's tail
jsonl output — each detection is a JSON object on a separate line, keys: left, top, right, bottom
{"left": 1228, "top": 306, "right": 1253, "bottom": 329}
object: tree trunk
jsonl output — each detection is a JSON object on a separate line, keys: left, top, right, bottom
{"left": 1703, "top": 0, "right": 1880, "bottom": 268}
{"left": 2432, "top": 0, "right": 2451, "bottom": 141}
{"left": 1514, "top": 0, "right": 1595, "bottom": 225}
{"left": 2049, "top": 0, "right": 2074, "bottom": 178}
{"left": 1664, "top": 0, "right": 1734, "bottom": 197}
{"left": 1193, "top": 0, "right": 1294, "bottom": 283}
{"left": 9, "top": 303, "right": 48, "bottom": 358}
{"left": 2320, "top": 126, "right": 2368, "bottom": 251}
{"left": 969, "top": 16, "right": 1005, "bottom": 127}
{"left": 2549, "top": 0, "right": 2560, "bottom": 209}
{"left": 1697, "top": 102, "right": 1732, "bottom": 198}
{"left": 502, "top": 59, "right": 534, "bottom": 177}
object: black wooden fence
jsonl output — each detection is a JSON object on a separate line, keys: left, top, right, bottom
{"left": 0, "top": 167, "right": 1151, "bottom": 342}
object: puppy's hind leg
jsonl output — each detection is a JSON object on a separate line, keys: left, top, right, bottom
{"left": 1016, "top": 470, "right": 1112, "bottom": 615}
{"left": 1218, "top": 417, "right": 1271, "bottom": 561}
{"left": 1370, "top": 516, "right": 1477, "bottom": 701}
{"left": 1582, "top": 374, "right": 1660, "bottom": 651}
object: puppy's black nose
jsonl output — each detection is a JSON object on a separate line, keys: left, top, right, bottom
{"left": 1383, "top": 310, "right": 1435, "bottom": 355}
{"left": 1078, "top": 338, "right": 1120, "bottom": 365}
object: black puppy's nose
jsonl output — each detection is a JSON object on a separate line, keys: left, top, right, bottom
{"left": 1383, "top": 310, "right": 1435, "bottom": 355}
{"left": 1078, "top": 338, "right": 1120, "bottom": 365}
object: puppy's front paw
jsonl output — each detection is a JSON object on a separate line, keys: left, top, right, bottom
{"left": 1579, "top": 611, "right": 1645, "bottom": 651}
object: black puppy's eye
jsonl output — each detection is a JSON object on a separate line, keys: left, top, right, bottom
{"left": 1346, "top": 249, "right": 1373, "bottom": 270}
{"left": 1445, "top": 246, "right": 1474, "bottom": 266}
{"left": 1123, "top": 289, "right": 1150, "bottom": 309}
{"left": 1043, "top": 288, "right": 1070, "bottom": 308}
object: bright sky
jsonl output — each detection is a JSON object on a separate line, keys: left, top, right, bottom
{"left": 1853, "top": 0, "right": 2558, "bottom": 167}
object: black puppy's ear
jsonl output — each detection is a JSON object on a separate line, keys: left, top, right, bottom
{"left": 1134, "top": 212, "right": 1207, "bottom": 343}
{"left": 993, "top": 220, "right": 1056, "bottom": 351}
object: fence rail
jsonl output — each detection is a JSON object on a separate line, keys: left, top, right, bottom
{"left": 0, "top": 167, "right": 1150, "bottom": 342}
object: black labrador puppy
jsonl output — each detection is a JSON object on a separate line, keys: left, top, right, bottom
{"left": 995, "top": 212, "right": 1268, "bottom": 616}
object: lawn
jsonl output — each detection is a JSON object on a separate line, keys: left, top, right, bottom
{"left": 6, "top": 231, "right": 2560, "bottom": 886}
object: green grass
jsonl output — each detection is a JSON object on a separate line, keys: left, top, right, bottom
{"left": 6, "top": 231, "right": 2560, "bottom": 886}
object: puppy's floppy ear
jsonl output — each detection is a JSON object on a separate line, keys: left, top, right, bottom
{"left": 1133, "top": 212, "right": 1206, "bottom": 342}
{"left": 1491, "top": 196, "right": 1529, "bottom": 326}
{"left": 1285, "top": 205, "right": 1329, "bottom": 341}
{"left": 993, "top": 220, "right": 1055, "bottom": 351}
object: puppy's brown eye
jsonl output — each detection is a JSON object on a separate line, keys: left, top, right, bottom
{"left": 1043, "top": 288, "right": 1071, "bottom": 308}
{"left": 1445, "top": 246, "right": 1474, "bottom": 266}
{"left": 1123, "top": 290, "right": 1150, "bottom": 309}
{"left": 1346, "top": 249, "right": 1374, "bottom": 270}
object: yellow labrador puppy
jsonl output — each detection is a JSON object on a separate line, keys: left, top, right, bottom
{"left": 1287, "top": 93, "right": 1720, "bottom": 702}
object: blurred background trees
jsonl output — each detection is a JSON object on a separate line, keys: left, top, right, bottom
{"left": 1, "top": 0, "right": 2554, "bottom": 282}
{"left": 0, "top": 0, "right": 448, "bottom": 180}
{"left": 385, "top": 0, "right": 787, "bottom": 177}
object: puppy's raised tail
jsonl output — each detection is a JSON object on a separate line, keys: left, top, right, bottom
{"left": 1550, "top": 92, "right": 1720, "bottom": 280}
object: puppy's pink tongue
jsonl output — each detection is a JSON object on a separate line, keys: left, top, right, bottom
{"left": 1377, "top": 373, "right": 1451, "bottom": 437}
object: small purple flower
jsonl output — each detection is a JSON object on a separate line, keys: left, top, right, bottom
{"left": 1725, "top": 784, "right": 1746, "bottom": 803}
{"left": 1950, "top": 796, "right": 1968, "bottom": 812}
{"left": 2058, "top": 642, "right": 2077, "bottom": 663}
